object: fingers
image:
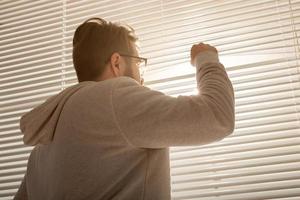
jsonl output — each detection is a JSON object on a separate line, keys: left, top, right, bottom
{"left": 191, "top": 43, "right": 217, "bottom": 54}
{"left": 190, "top": 42, "right": 218, "bottom": 66}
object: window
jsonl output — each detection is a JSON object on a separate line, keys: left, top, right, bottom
{"left": 1, "top": 0, "right": 299, "bottom": 199}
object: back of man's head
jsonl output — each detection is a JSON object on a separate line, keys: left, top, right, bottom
{"left": 72, "top": 17, "right": 138, "bottom": 82}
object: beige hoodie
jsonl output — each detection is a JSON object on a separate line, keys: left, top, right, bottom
{"left": 14, "top": 51, "right": 235, "bottom": 200}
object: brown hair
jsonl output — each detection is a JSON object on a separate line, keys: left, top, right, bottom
{"left": 72, "top": 17, "right": 138, "bottom": 82}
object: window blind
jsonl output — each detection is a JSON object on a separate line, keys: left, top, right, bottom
{"left": 0, "top": 1, "right": 66, "bottom": 199}
{"left": 0, "top": 0, "right": 299, "bottom": 199}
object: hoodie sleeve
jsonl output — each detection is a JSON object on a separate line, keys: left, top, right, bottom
{"left": 111, "top": 51, "right": 235, "bottom": 148}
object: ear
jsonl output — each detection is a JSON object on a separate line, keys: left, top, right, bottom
{"left": 110, "top": 52, "right": 122, "bottom": 77}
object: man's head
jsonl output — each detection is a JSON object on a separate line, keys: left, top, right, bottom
{"left": 73, "top": 17, "right": 146, "bottom": 84}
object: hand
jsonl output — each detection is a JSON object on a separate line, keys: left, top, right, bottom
{"left": 190, "top": 42, "right": 218, "bottom": 66}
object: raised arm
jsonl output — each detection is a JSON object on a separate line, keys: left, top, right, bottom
{"left": 111, "top": 43, "right": 235, "bottom": 148}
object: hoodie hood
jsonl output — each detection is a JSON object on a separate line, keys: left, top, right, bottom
{"left": 20, "top": 81, "right": 94, "bottom": 146}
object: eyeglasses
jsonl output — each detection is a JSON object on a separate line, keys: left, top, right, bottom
{"left": 119, "top": 54, "right": 148, "bottom": 78}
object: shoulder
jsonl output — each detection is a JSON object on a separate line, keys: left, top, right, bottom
{"left": 109, "top": 77, "right": 144, "bottom": 93}
{"left": 74, "top": 77, "right": 143, "bottom": 100}
{"left": 112, "top": 76, "right": 140, "bottom": 87}
{"left": 76, "top": 77, "right": 138, "bottom": 93}
{"left": 91, "top": 76, "right": 139, "bottom": 89}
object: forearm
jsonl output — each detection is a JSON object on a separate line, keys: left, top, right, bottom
{"left": 196, "top": 51, "right": 235, "bottom": 133}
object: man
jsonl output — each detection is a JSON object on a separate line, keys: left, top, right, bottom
{"left": 14, "top": 17, "right": 235, "bottom": 200}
